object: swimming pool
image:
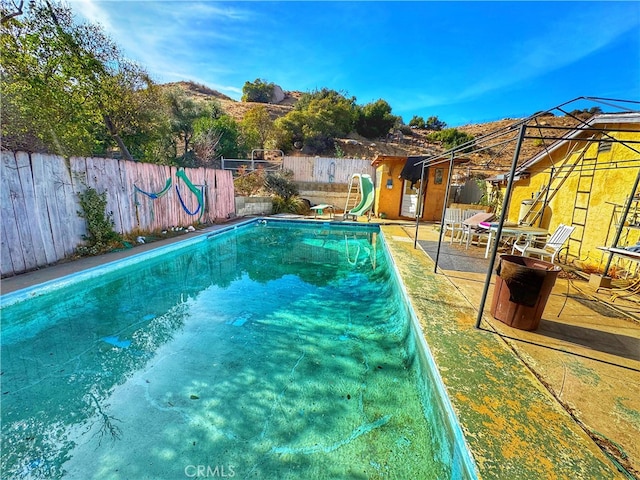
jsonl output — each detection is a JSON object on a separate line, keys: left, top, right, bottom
{"left": 1, "top": 219, "right": 476, "bottom": 479}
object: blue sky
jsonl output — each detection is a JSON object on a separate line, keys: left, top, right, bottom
{"left": 71, "top": 1, "right": 640, "bottom": 126}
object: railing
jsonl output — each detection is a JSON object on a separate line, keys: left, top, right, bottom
{"left": 221, "top": 149, "right": 284, "bottom": 175}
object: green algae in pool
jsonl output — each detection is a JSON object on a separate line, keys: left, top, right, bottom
{"left": 0, "top": 221, "right": 473, "bottom": 479}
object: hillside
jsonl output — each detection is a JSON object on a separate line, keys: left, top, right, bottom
{"left": 166, "top": 81, "right": 300, "bottom": 121}
{"left": 168, "top": 81, "right": 581, "bottom": 178}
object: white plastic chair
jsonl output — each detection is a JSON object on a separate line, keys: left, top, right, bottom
{"left": 511, "top": 224, "right": 575, "bottom": 263}
{"left": 443, "top": 208, "right": 464, "bottom": 243}
{"left": 463, "top": 209, "right": 487, "bottom": 220}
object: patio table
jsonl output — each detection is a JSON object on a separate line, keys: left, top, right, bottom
{"left": 310, "top": 204, "right": 335, "bottom": 219}
{"left": 482, "top": 222, "right": 548, "bottom": 258}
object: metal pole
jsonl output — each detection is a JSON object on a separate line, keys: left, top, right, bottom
{"left": 539, "top": 166, "right": 553, "bottom": 227}
{"left": 602, "top": 168, "right": 640, "bottom": 276}
{"left": 413, "top": 160, "right": 427, "bottom": 249}
{"left": 475, "top": 124, "right": 527, "bottom": 329}
{"left": 434, "top": 152, "right": 456, "bottom": 274}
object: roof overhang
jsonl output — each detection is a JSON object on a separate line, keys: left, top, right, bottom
{"left": 486, "top": 172, "right": 531, "bottom": 184}
{"left": 517, "top": 112, "right": 640, "bottom": 173}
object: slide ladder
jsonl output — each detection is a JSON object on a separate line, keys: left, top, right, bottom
{"left": 343, "top": 174, "right": 375, "bottom": 221}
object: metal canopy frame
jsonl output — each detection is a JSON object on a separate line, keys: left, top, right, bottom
{"left": 408, "top": 96, "right": 640, "bottom": 329}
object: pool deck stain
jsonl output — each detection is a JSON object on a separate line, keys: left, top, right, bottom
{"left": 2, "top": 217, "right": 639, "bottom": 479}
{"left": 381, "top": 223, "right": 639, "bottom": 480}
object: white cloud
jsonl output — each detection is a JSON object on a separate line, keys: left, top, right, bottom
{"left": 69, "top": 0, "right": 113, "bottom": 30}
{"left": 68, "top": 0, "right": 254, "bottom": 89}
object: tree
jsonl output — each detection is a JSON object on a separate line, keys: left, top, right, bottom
{"left": 425, "top": 116, "right": 446, "bottom": 131}
{"left": 1, "top": 0, "right": 23, "bottom": 24}
{"left": 192, "top": 114, "right": 242, "bottom": 166}
{"left": 1, "top": 0, "right": 159, "bottom": 160}
{"left": 240, "top": 105, "right": 276, "bottom": 152}
{"left": 1, "top": 1, "right": 102, "bottom": 154}
{"left": 241, "top": 78, "right": 275, "bottom": 103}
{"left": 274, "top": 88, "right": 359, "bottom": 154}
{"left": 409, "top": 116, "right": 426, "bottom": 129}
{"left": 93, "top": 61, "right": 166, "bottom": 161}
{"left": 294, "top": 88, "right": 358, "bottom": 142}
{"left": 165, "top": 88, "right": 222, "bottom": 165}
{"left": 355, "top": 99, "right": 399, "bottom": 139}
{"left": 274, "top": 110, "right": 306, "bottom": 151}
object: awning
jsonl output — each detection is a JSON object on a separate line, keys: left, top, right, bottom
{"left": 399, "top": 156, "right": 426, "bottom": 187}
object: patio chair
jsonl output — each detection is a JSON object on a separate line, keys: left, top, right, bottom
{"left": 511, "top": 224, "right": 575, "bottom": 263}
{"left": 463, "top": 208, "right": 488, "bottom": 220}
{"left": 443, "top": 208, "right": 464, "bottom": 243}
{"left": 461, "top": 212, "right": 495, "bottom": 248}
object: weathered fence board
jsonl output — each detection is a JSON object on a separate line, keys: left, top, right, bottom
{"left": 15, "top": 152, "right": 47, "bottom": 269}
{"left": 1, "top": 152, "right": 236, "bottom": 277}
{"left": 12, "top": 154, "right": 35, "bottom": 263}
{"left": 11, "top": 153, "right": 39, "bottom": 271}
{"left": 1, "top": 222, "right": 16, "bottom": 276}
{"left": 51, "top": 155, "right": 78, "bottom": 257}
{"left": 1, "top": 152, "right": 26, "bottom": 273}
{"left": 31, "top": 154, "right": 60, "bottom": 265}
{"left": 61, "top": 156, "right": 82, "bottom": 257}
{"left": 116, "top": 160, "right": 135, "bottom": 233}
{"left": 214, "top": 169, "right": 235, "bottom": 220}
{"left": 283, "top": 156, "right": 375, "bottom": 184}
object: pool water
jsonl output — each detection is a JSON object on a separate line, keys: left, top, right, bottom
{"left": 1, "top": 220, "right": 475, "bottom": 479}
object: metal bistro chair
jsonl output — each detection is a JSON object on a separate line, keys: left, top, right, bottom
{"left": 511, "top": 224, "right": 575, "bottom": 263}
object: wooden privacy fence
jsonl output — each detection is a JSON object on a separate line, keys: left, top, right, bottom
{"left": 283, "top": 156, "right": 375, "bottom": 184}
{"left": 1, "top": 151, "right": 235, "bottom": 277}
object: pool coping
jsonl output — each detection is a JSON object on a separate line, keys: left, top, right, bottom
{"left": 0, "top": 220, "right": 257, "bottom": 303}
{"left": 380, "top": 224, "right": 626, "bottom": 479}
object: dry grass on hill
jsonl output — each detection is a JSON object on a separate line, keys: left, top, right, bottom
{"left": 169, "top": 81, "right": 582, "bottom": 177}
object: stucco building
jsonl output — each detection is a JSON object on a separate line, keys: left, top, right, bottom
{"left": 492, "top": 113, "right": 640, "bottom": 267}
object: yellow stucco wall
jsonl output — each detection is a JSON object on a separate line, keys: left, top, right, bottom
{"left": 374, "top": 160, "right": 450, "bottom": 221}
{"left": 374, "top": 164, "right": 404, "bottom": 219}
{"left": 503, "top": 123, "right": 640, "bottom": 264}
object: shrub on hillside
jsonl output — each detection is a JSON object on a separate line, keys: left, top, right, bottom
{"left": 409, "top": 115, "right": 426, "bottom": 129}
{"left": 355, "top": 99, "right": 399, "bottom": 139}
{"left": 242, "top": 79, "right": 275, "bottom": 103}
{"left": 427, "top": 128, "right": 475, "bottom": 151}
{"left": 425, "top": 116, "right": 447, "bottom": 131}
{"left": 302, "top": 133, "right": 335, "bottom": 155}
{"left": 397, "top": 125, "right": 413, "bottom": 135}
